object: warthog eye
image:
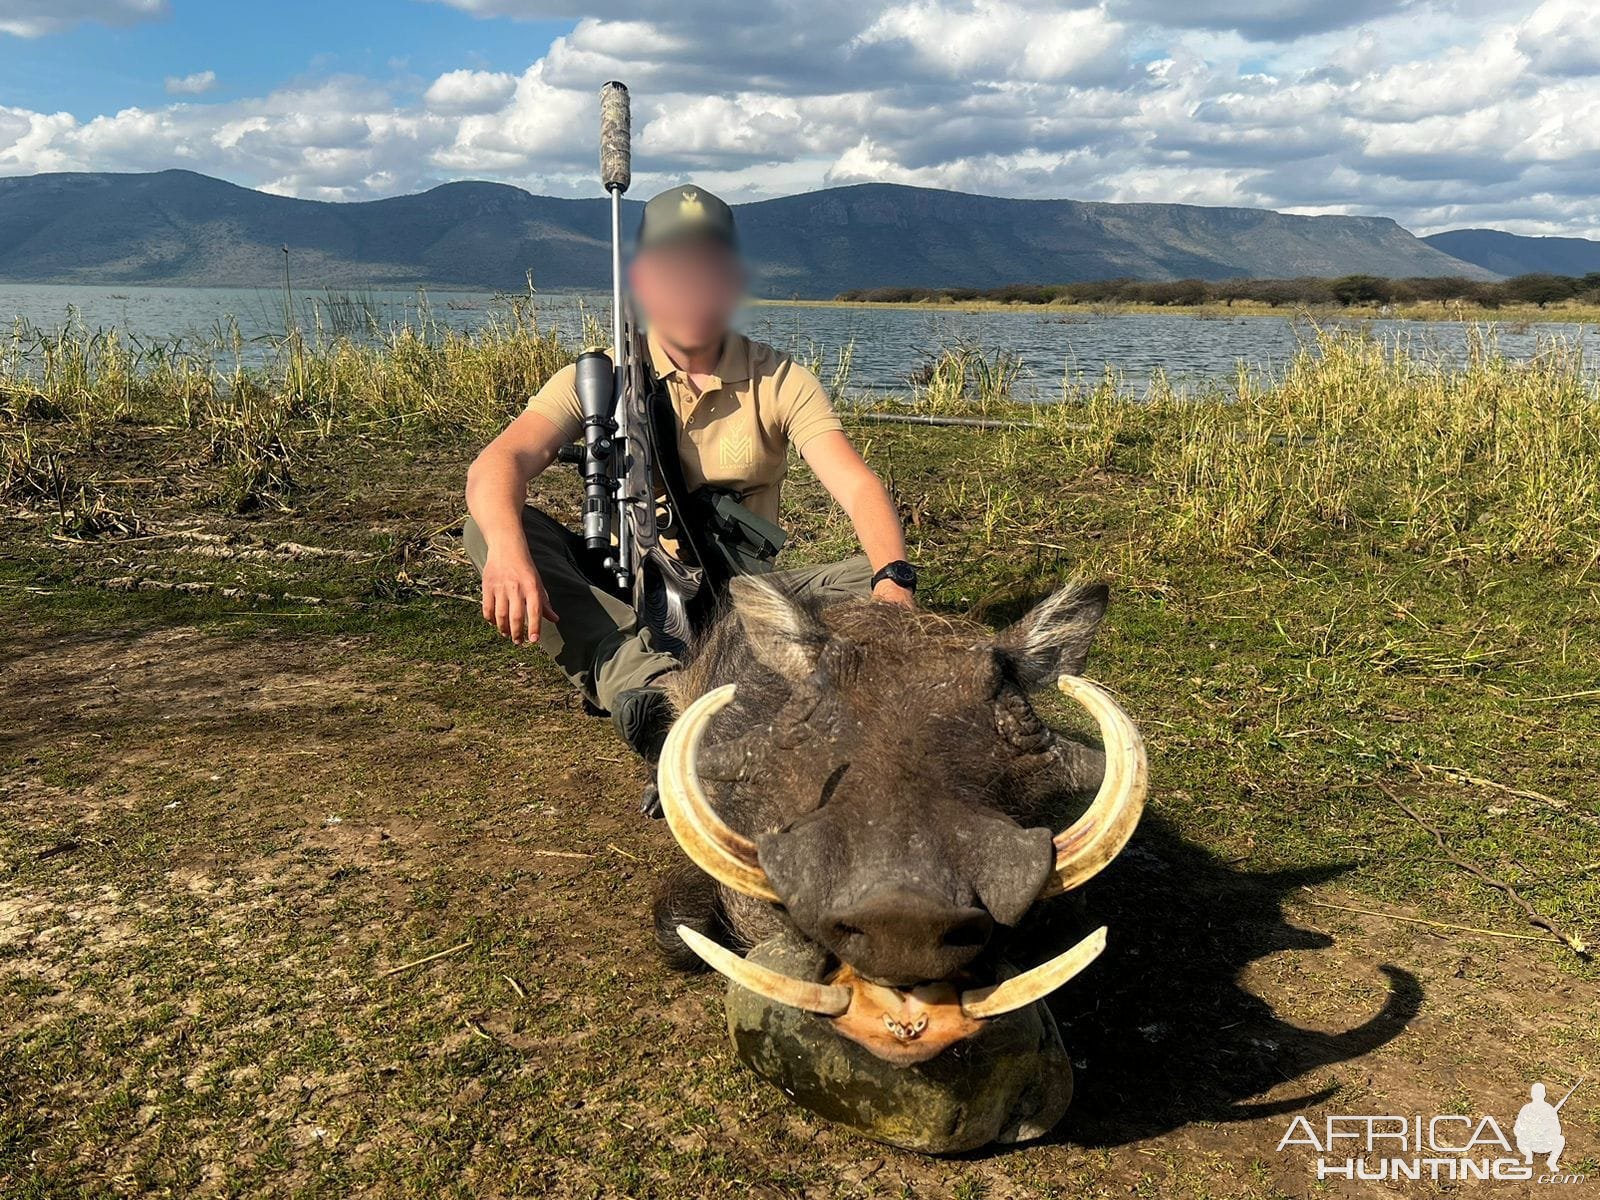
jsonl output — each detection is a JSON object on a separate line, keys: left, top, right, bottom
{"left": 995, "top": 688, "right": 1052, "bottom": 754}
{"left": 819, "top": 762, "right": 850, "bottom": 806}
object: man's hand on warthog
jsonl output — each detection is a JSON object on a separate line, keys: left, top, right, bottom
{"left": 481, "top": 550, "right": 559, "bottom": 644}
{"left": 872, "top": 579, "right": 917, "bottom": 609}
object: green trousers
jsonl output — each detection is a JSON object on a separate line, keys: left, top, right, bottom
{"left": 464, "top": 506, "right": 873, "bottom": 713}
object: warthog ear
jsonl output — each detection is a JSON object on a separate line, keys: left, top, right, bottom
{"left": 997, "top": 581, "right": 1110, "bottom": 690}
{"left": 730, "top": 575, "right": 829, "bottom": 679}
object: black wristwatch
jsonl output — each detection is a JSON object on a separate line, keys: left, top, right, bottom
{"left": 871, "top": 560, "right": 918, "bottom": 592}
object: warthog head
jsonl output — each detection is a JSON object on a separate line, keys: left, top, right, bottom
{"left": 657, "top": 577, "right": 1146, "bottom": 1066}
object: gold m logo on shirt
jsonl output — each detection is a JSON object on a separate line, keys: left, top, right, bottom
{"left": 719, "top": 430, "right": 754, "bottom": 468}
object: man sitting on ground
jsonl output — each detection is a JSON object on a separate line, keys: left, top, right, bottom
{"left": 464, "top": 183, "right": 917, "bottom": 759}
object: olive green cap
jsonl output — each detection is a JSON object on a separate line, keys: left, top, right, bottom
{"left": 636, "top": 184, "right": 738, "bottom": 252}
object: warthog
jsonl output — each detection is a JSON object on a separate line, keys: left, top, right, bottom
{"left": 651, "top": 576, "right": 1147, "bottom": 1152}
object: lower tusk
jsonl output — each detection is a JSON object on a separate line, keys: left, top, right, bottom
{"left": 676, "top": 925, "right": 853, "bottom": 1017}
{"left": 959, "top": 926, "right": 1108, "bottom": 1019}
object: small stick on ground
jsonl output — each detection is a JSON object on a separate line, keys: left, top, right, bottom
{"left": 1416, "top": 762, "right": 1599, "bottom": 831}
{"left": 1517, "top": 688, "right": 1600, "bottom": 704}
{"left": 1417, "top": 762, "right": 1565, "bottom": 807}
{"left": 1300, "top": 895, "right": 1567, "bottom": 945}
{"left": 1381, "top": 782, "right": 1590, "bottom": 958}
{"left": 378, "top": 940, "right": 471, "bottom": 978}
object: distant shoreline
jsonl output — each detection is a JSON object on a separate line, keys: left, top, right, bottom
{"left": 0, "top": 279, "right": 555, "bottom": 298}
{"left": 4, "top": 279, "right": 1596, "bottom": 327}
{"left": 749, "top": 296, "right": 1600, "bottom": 324}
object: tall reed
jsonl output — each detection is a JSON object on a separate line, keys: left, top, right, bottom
{"left": 1, "top": 297, "right": 574, "bottom": 510}
{"left": 1148, "top": 330, "right": 1600, "bottom": 562}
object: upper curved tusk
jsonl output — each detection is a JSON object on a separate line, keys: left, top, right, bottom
{"left": 959, "top": 926, "right": 1108, "bottom": 1019}
{"left": 675, "top": 924, "right": 853, "bottom": 1016}
{"left": 657, "top": 684, "right": 781, "bottom": 902}
{"left": 1038, "top": 676, "right": 1148, "bottom": 898}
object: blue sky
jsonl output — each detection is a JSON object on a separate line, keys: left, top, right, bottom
{"left": 0, "top": 2, "right": 569, "bottom": 117}
{"left": 2, "top": 0, "right": 1599, "bottom": 236}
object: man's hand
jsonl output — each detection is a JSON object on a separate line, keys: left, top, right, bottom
{"left": 465, "top": 408, "right": 570, "bottom": 644}
{"left": 481, "top": 549, "right": 559, "bottom": 644}
{"left": 873, "top": 579, "right": 917, "bottom": 609}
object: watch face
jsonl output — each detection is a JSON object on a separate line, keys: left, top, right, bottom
{"left": 882, "top": 562, "right": 917, "bottom": 588}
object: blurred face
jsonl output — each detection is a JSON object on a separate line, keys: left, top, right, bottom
{"left": 629, "top": 240, "right": 744, "bottom": 356}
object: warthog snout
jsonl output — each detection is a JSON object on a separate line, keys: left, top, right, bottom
{"left": 819, "top": 886, "right": 995, "bottom": 986}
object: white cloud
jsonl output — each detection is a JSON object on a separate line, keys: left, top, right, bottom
{"left": 1518, "top": 0, "right": 1600, "bottom": 76}
{"left": 1111, "top": 0, "right": 1412, "bottom": 39}
{"left": 1344, "top": 31, "right": 1526, "bottom": 122}
{"left": 164, "top": 70, "right": 217, "bottom": 96}
{"left": 639, "top": 94, "right": 807, "bottom": 161}
{"left": 434, "top": 62, "right": 590, "bottom": 176}
{"left": 856, "top": 1, "right": 1129, "bottom": 84}
{"left": 0, "top": 106, "right": 80, "bottom": 173}
{"left": 423, "top": 69, "right": 517, "bottom": 114}
{"left": 0, "top": 0, "right": 167, "bottom": 38}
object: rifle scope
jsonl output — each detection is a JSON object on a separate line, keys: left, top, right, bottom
{"left": 573, "top": 348, "right": 617, "bottom": 554}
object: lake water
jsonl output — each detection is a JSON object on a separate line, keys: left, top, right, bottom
{"left": 2, "top": 281, "right": 1594, "bottom": 399}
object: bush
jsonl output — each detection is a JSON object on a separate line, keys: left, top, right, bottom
{"left": 833, "top": 272, "right": 1600, "bottom": 310}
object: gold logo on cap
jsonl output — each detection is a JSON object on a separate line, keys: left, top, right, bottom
{"left": 679, "top": 189, "right": 705, "bottom": 221}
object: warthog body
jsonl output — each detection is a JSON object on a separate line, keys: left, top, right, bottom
{"left": 652, "top": 577, "right": 1146, "bottom": 1151}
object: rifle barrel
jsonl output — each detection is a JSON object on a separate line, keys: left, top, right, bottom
{"left": 599, "top": 81, "right": 631, "bottom": 586}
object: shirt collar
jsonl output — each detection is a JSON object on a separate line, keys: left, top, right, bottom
{"left": 645, "top": 328, "right": 752, "bottom": 387}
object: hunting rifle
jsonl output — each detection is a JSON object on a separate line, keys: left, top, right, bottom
{"left": 557, "top": 81, "right": 703, "bottom": 652}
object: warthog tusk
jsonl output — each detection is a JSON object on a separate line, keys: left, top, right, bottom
{"left": 676, "top": 924, "right": 853, "bottom": 1016}
{"left": 657, "top": 684, "right": 780, "bottom": 902}
{"left": 1039, "top": 676, "right": 1148, "bottom": 898}
{"left": 959, "top": 926, "right": 1108, "bottom": 1019}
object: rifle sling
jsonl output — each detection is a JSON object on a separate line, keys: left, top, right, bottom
{"left": 642, "top": 364, "right": 786, "bottom": 602}
{"left": 644, "top": 370, "right": 712, "bottom": 578}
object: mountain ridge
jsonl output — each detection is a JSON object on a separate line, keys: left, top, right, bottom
{"left": 0, "top": 169, "right": 1500, "bottom": 295}
{"left": 1421, "top": 228, "right": 1600, "bottom": 279}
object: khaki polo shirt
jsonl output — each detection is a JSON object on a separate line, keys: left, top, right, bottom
{"left": 525, "top": 329, "right": 844, "bottom": 529}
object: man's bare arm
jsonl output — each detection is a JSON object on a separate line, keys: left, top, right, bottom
{"left": 465, "top": 410, "right": 569, "bottom": 643}
{"left": 800, "top": 430, "right": 915, "bottom": 607}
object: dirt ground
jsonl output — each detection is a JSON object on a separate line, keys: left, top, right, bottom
{"left": 4, "top": 613, "right": 1594, "bottom": 1198}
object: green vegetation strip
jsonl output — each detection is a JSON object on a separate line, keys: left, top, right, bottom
{"left": 836, "top": 270, "right": 1600, "bottom": 315}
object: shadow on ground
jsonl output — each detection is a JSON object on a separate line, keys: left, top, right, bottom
{"left": 1018, "top": 811, "right": 1424, "bottom": 1148}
